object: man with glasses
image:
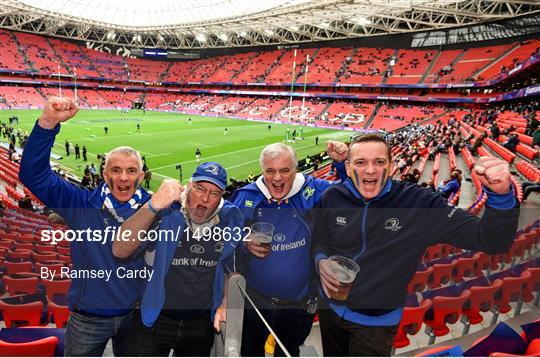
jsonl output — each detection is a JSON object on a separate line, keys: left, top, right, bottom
{"left": 312, "top": 133, "right": 519, "bottom": 356}
{"left": 113, "top": 162, "right": 244, "bottom": 356}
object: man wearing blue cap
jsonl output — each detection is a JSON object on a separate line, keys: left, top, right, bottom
{"left": 113, "top": 162, "right": 244, "bottom": 356}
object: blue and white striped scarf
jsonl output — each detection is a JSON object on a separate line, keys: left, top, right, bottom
{"left": 100, "top": 183, "right": 143, "bottom": 223}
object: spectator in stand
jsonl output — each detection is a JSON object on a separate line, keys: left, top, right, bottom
{"left": 522, "top": 179, "right": 540, "bottom": 201}
{"left": 410, "top": 168, "right": 421, "bottom": 183}
{"left": 0, "top": 198, "right": 5, "bottom": 217}
{"left": 527, "top": 115, "right": 539, "bottom": 136}
{"left": 420, "top": 180, "right": 436, "bottom": 192}
{"left": 92, "top": 173, "right": 101, "bottom": 188}
{"left": 19, "top": 97, "right": 150, "bottom": 356}
{"left": 491, "top": 122, "right": 500, "bottom": 140}
{"left": 18, "top": 194, "right": 34, "bottom": 211}
{"left": 532, "top": 125, "right": 540, "bottom": 148}
{"left": 396, "top": 156, "right": 407, "bottom": 173}
{"left": 470, "top": 133, "right": 488, "bottom": 156}
{"left": 81, "top": 173, "right": 92, "bottom": 190}
{"left": 438, "top": 170, "right": 462, "bottom": 202}
{"left": 502, "top": 125, "right": 516, "bottom": 136}
{"left": 10, "top": 151, "right": 21, "bottom": 163}
{"left": 502, "top": 133, "right": 519, "bottom": 152}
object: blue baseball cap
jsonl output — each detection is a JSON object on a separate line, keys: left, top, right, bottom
{"left": 192, "top": 162, "right": 227, "bottom": 190}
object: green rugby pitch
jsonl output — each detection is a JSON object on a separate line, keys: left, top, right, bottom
{"left": 1, "top": 109, "right": 350, "bottom": 190}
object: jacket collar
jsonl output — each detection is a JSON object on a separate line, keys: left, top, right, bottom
{"left": 255, "top": 173, "right": 305, "bottom": 201}
{"left": 88, "top": 185, "right": 150, "bottom": 209}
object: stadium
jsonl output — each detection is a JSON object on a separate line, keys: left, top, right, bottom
{"left": 0, "top": 0, "right": 539, "bottom": 356}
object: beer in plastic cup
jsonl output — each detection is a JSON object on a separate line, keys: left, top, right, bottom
{"left": 250, "top": 222, "right": 275, "bottom": 258}
{"left": 328, "top": 255, "right": 360, "bottom": 300}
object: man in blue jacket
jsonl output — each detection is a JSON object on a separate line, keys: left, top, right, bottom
{"left": 313, "top": 133, "right": 520, "bottom": 356}
{"left": 113, "top": 162, "right": 244, "bottom": 356}
{"left": 19, "top": 97, "right": 151, "bottom": 356}
{"left": 230, "top": 142, "right": 347, "bottom": 356}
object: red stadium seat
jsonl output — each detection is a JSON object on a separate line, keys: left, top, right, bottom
{"left": 57, "top": 254, "right": 71, "bottom": 265}
{"left": 0, "top": 300, "right": 43, "bottom": 327}
{"left": 407, "top": 267, "right": 434, "bottom": 293}
{"left": 17, "top": 234, "right": 37, "bottom": 244}
{"left": 423, "top": 245, "right": 443, "bottom": 262}
{"left": 33, "top": 252, "right": 58, "bottom": 262}
{"left": 57, "top": 246, "right": 70, "bottom": 255}
{"left": 424, "top": 290, "right": 471, "bottom": 344}
{"left": 35, "top": 262, "right": 64, "bottom": 275}
{"left": 525, "top": 339, "right": 540, "bottom": 356}
{"left": 519, "top": 268, "right": 540, "bottom": 308}
{"left": 2, "top": 276, "right": 39, "bottom": 296}
{"left": 0, "top": 336, "right": 58, "bottom": 357}
{"left": 492, "top": 271, "right": 532, "bottom": 325}
{"left": 4, "top": 261, "right": 33, "bottom": 275}
{"left": 13, "top": 242, "right": 34, "bottom": 251}
{"left": 42, "top": 279, "right": 70, "bottom": 301}
{"left": 0, "top": 240, "right": 14, "bottom": 250}
{"left": 47, "top": 301, "right": 70, "bottom": 328}
{"left": 429, "top": 260, "right": 457, "bottom": 288}
{"left": 453, "top": 255, "right": 478, "bottom": 283}
{"left": 394, "top": 299, "right": 432, "bottom": 349}
{"left": 7, "top": 249, "right": 33, "bottom": 260}
{"left": 34, "top": 244, "right": 57, "bottom": 254}
{"left": 461, "top": 279, "right": 503, "bottom": 335}
{"left": 474, "top": 252, "right": 492, "bottom": 276}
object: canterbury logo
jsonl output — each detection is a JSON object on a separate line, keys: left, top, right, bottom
{"left": 336, "top": 217, "right": 347, "bottom": 225}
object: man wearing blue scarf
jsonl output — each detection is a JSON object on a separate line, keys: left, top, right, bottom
{"left": 113, "top": 162, "right": 244, "bottom": 356}
{"left": 20, "top": 97, "right": 151, "bottom": 356}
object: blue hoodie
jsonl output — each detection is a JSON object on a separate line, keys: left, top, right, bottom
{"left": 19, "top": 122, "right": 150, "bottom": 317}
{"left": 230, "top": 172, "right": 341, "bottom": 300}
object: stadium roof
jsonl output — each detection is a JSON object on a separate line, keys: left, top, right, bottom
{"left": 1, "top": 0, "right": 539, "bottom": 49}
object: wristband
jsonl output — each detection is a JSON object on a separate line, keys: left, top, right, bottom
{"left": 147, "top": 198, "right": 160, "bottom": 215}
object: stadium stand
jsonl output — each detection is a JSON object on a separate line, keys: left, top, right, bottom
{"left": 0, "top": 3, "right": 539, "bottom": 356}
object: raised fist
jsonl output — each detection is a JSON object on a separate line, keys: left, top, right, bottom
{"left": 38, "top": 97, "right": 79, "bottom": 129}
{"left": 474, "top": 156, "right": 512, "bottom": 194}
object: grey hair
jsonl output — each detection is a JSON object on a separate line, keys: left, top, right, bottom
{"left": 104, "top": 146, "right": 143, "bottom": 171}
{"left": 259, "top": 143, "right": 298, "bottom": 170}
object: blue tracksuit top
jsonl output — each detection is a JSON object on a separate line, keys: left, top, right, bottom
{"left": 19, "top": 122, "right": 150, "bottom": 317}
{"left": 312, "top": 178, "right": 519, "bottom": 321}
{"left": 139, "top": 201, "right": 244, "bottom": 327}
{"left": 230, "top": 174, "right": 337, "bottom": 299}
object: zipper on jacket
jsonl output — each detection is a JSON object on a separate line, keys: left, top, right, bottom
{"left": 354, "top": 202, "right": 369, "bottom": 262}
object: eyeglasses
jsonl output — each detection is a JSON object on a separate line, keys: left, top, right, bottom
{"left": 193, "top": 183, "right": 223, "bottom": 200}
